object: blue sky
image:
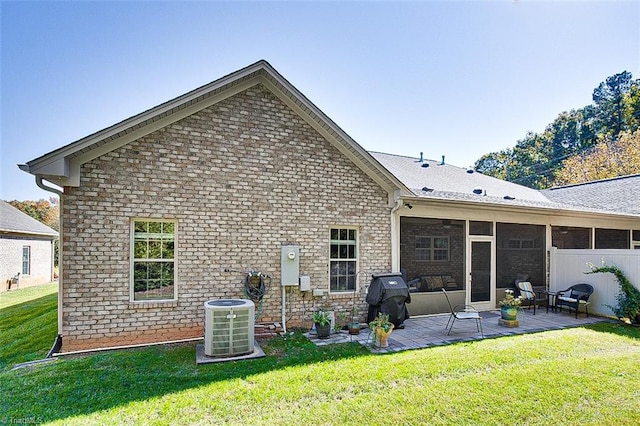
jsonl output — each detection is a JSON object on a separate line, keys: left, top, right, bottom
{"left": 1, "top": 1, "right": 638, "bottom": 201}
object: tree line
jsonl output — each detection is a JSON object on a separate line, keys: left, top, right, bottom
{"left": 475, "top": 71, "right": 640, "bottom": 189}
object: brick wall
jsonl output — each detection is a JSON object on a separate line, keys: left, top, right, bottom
{"left": 61, "top": 84, "right": 392, "bottom": 351}
{"left": 1, "top": 236, "right": 54, "bottom": 291}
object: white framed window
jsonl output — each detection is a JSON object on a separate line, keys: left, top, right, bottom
{"left": 415, "top": 236, "right": 449, "bottom": 262}
{"left": 329, "top": 227, "right": 358, "bottom": 292}
{"left": 22, "top": 246, "right": 31, "bottom": 275}
{"left": 131, "top": 219, "right": 176, "bottom": 301}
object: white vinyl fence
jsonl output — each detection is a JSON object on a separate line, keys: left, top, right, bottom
{"left": 549, "top": 248, "right": 640, "bottom": 317}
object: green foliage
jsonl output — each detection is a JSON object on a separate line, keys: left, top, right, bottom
{"left": 475, "top": 71, "right": 640, "bottom": 189}
{"left": 554, "top": 129, "right": 640, "bottom": 185}
{"left": 312, "top": 309, "right": 331, "bottom": 326}
{"left": 369, "top": 312, "right": 392, "bottom": 332}
{"left": 587, "top": 263, "right": 640, "bottom": 323}
{"left": 8, "top": 198, "right": 59, "bottom": 231}
{"left": 498, "top": 289, "right": 522, "bottom": 308}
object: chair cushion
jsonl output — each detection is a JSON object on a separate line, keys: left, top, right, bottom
{"left": 518, "top": 282, "right": 535, "bottom": 299}
{"left": 558, "top": 296, "right": 577, "bottom": 303}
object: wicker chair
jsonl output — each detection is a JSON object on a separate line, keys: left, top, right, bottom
{"left": 556, "top": 283, "right": 594, "bottom": 318}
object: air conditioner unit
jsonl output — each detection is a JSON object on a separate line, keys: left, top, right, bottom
{"left": 204, "top": 299, "right": 255, "bottom": 357}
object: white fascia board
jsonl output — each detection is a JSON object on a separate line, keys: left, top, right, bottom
{"left": 404, "top": 196, "right": 640, "bottom": 226}
{"left": 24, "top": 157, "right": 69, "bottom": 179}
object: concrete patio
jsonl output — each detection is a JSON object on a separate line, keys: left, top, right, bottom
{"left": 307, "top": 308, "right": 611, "bottom": 353}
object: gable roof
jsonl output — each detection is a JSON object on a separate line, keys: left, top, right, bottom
{"left": 542, "top": 174, "right": 640, "bottom": 216}
{"left": 0, "top": 201, "right": 58, "bottom": 238}
{"left": 19, "top": 60, "right": 409, "bottom": 201}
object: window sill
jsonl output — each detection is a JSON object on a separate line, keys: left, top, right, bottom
{"left": 128, "top": 300, "right": 178, "bottom": 309}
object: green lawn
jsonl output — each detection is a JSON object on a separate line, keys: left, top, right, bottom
{"left": 1, "top": 286, "right": 640, "bottom": 425}
{"left": 0, "top": 283, "right": 58, "bottom": 369}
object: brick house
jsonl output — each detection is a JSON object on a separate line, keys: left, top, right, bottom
{"left": 20, "top": 61, "right": 640, "bottom": 352}
{"left": 1, "top": 200, "right": 57, "bottom": 291}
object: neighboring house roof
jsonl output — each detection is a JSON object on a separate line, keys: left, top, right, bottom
{"left": 19, "top": 60, "right": 409, "bottom": 202}
{"left": 542, "top": 174, "right": 640, "bottom": 216}
{"left": 0, "top": 200, "right": 58, "bottom": 238}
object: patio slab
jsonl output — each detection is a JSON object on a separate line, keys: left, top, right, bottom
{"left": 306, "top": 308, "right": 611, "bottom": 353}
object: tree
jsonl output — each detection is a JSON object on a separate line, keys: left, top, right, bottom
{"left": 8, "top": 198, "right": 59, "bottom": 231}
{"left": 475, "top": 71, "right": 637, "bottom": 189}
{"left": 554, "top": 129, "right": 640, "bottom": 185}
{"left": 592, "top": 71, "right": 633, "bottom": 138}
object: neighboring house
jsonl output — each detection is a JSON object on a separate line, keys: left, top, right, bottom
{"left": 19, "top": 60, "right": 640, "bottom": 352}
{"left": 1, "top": 200, "right": 58, "bottom": 291}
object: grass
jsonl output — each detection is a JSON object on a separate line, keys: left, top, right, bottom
{"left": 0, "top": 283, "right": 58, "bottom": 369}
{"left": 2, "top": 286, "right": 640, "bottom": 425}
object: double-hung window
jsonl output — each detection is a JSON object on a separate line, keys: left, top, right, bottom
{"left": 329, "top": 228, "right": 357, "bottom": 292}
{"left": 415, "top": 236, "right": 449, "bottom": 261}
{"left": 22, "top": 246, "right": 31, "bottom": 275}
{"left": 131, "top": 220, "right": 176, "bottom": 301}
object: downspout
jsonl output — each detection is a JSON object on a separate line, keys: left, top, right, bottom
{"left": 390, "top": 197, "right": 403, "bottom": 272}
{"left": 35, "top": 177, "right": 64, "bottom": 356}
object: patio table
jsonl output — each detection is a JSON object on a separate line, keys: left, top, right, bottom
{"left": 544, "top": 291, "right": 558, "bottom": 313}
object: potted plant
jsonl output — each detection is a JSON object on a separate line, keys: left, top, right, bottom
{"left": 587, "top": 262, "right": 640, "bottom": 324}
{"left": 499, "top": 289, "right": 522, "bottom": 320}
{"left": 312, "top": 309, "right": 332, "bottom": 339}
{"left": 369, "top": 312, "right": 394, "bottom": 347}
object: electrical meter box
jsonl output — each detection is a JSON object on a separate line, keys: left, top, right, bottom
{"left": 281, "top": 245, "right": 300, "bottom": 286}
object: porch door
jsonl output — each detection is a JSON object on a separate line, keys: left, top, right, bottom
{"left": 468, "top": 239, "right": 494, "bottom": 310}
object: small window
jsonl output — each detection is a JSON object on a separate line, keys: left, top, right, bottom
{"left": 131, "top": 220, "right": 176, "bottom": 301}
{"left": 415, "top": 237, "right": 450, "bottom": 262}
{"left": 330, "top": 228, "right": 357, "bottom": 292}
{"left": 22, "top": 246, "right": 31, "bottom": 275}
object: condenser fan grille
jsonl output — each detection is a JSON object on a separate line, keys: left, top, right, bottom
{"left": 204, "top": 299, "right": 255, "bottom": 357}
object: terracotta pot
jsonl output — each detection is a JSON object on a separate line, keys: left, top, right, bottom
{"left": 348, "top": 323, "right": 361, "bottom": 335}
{"left": 374, "top": 325, "right": 394, "bottom": 347}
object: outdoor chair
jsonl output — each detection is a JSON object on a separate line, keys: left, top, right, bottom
{"left": 442, "top": 288, "right": 483, "bottom": 338}
{"left": 516, "top": 281, "right": 547, "bottom": 315}
{"left": 556, "top": 283, "right": 594, "bottom": 318}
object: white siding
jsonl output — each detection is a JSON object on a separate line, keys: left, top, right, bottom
{"left": 549, "top": 248, "right": 640, "bottom": 317}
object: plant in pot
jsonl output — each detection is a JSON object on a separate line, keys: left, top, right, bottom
{"left": 369, "top": 312, "right": 394, "bottom": 347}
{"left": 499, "top": 289, "right": 522, "bottom": 320}
{"left": 313, "top": 309, "right": 332, "bottom": 339}
{"left": 587, "top": 262, "right": 640, "bottom": 324}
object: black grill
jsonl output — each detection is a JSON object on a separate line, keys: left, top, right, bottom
{"left": 366, "top": 273, "right": 411, "bottom": 328}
